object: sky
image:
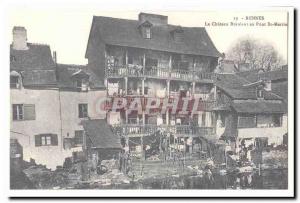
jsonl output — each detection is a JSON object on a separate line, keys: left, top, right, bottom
{"left": 9, "top": 9, "right": 289, "bottom": 65}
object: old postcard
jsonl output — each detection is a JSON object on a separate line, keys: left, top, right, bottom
{"left": 7, "top": 5, "right": 294, "bottom": 198}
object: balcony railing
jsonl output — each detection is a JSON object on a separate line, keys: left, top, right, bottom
{"left": 111, "top": 124, "right": 215, "bottom": 138}
{"left": 106, "top": 65, "right": 215, "bottom": 82}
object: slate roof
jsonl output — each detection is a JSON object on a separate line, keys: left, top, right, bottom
{"left": 10, "top": 43, "right": 55, "bottom": 71}
{"left": 215, "top": 73, "right": 250, "bottom": 89}
{"left": 20, "top": 70, "right": 57, "bottom": 87}
{"left": 86, "top": 15, "right": 222, "bottom": 58}
{"left": 215, "top": 73, "right": 283, "bottom": 100}
{"left": 57, "top": 64, "right": 105, "bottom": 89}
{"left": 219, "top": 86, "right": 282, "bottom": 100}
{"left": 271, "top": 81, "right": 288, "bottom": 100}
{"left": 10, "top": 43, "right": 57, "bottom": 87}
{"left": 82, "top": 119, "right": 121, "bottom": 149}
{"left": 259, "top": 69, "right": 288, "bottom": 81}
{"left": 231, "top": 101, "right": 286, "bottom": 114}
{"left": 236, "top": 68, "right": 288, "bottom": 83}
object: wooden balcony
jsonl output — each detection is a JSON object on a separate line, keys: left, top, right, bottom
{"left": 106, "top": 65, "right": 215, "bottom": 82}
{"left": 111, "top": 124, "right": 215, "bottom": 139}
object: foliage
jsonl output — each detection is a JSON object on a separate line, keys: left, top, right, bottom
{"left": 226, "top": 37, "right": 285, "bottom": 71}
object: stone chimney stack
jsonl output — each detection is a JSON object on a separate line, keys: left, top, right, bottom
{"left": 12, "top": 26, "right": 28, "bottom": 50}
{"left": 138, "top": 13, "right": 168, "bottom": 26}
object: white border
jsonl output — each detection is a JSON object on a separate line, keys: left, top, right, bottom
{"left": 0, "top": 0, "right": 295, "bottom": 198}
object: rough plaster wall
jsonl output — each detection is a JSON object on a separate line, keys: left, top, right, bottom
{"left": 59, "top": 90, "right": 107, "bottom": 139}
{"left": 10, "top": 88, "right": 64, "bottom": 169}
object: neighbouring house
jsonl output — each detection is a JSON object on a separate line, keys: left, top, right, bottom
{"left": 236, "top": 65, "right": 288, "bottom": 101}
{"left": 10, "top": 26, "right": 64, "bottom": 169}
{"left": 85, "top": 12, "right": 222, "bottom": 155}
{"left": 214, "top": 71, "right": 287, "bottom": 149}
{"left": 10, "top": 26, "right": 108, "bottom": 169}
{"left": 57, "top": 64, "right": 106, "bottom": 155}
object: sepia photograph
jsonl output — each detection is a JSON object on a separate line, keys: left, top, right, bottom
{"left": 5, "top": 2, "right": 295, "bottom": 198}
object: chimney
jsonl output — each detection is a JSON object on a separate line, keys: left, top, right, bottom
{"left": 138, "top": 13, "right": 168, "bottom": 26}
{"left": 12, "top": 26, "right": 28, "bottom": 50}
{"left": 53, "top": 51, "right": 57, "bottom": 64}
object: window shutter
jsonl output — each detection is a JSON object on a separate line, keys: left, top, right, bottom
{"left": 24, "top": 104, "right": 35, "bottom": 120}
{"left": 35, "top": 135, "right": 42, "bottom": 147}
{"left": 12, "top": 104, "right": 18, "bottom": 120}
{"left": 51, "top": 134, "right": 58, "bottom": 146}
{"left": 78, "top": 104, "right": 83, "bottom": 118}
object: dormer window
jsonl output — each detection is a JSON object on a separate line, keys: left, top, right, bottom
{"left": 75, "top": 78, "right": 89, "bottom": 92}
{"left": 10, "top": 71, "right": 21, "bottom": 89}
{"left": 145, "top": 27, "right": 151, "bottom": 39}
{"left": 139, "top": 21, "right": 153, "bottom": 39}
{"left": 71, "top": 70, "right": 89, "bottom": 92}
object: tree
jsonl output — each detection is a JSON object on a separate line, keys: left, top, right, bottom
{"left": 226, "top": 37, "right": 285, "bottom": 71}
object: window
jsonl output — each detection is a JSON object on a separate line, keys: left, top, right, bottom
{"left": 74, "top": 130, "right": 84, "bottom": 146}
{"left": 238, "top": 116, "right": 256, "bottom": 128}
{"left": 35, "top": 134, "right": 58, "bottom": 147}
{"left": 10, "top": 76, "right": 20, "bottom": 88}
{"left": 76, "top": 79, "right": 82, "bottom": 89}
{"left": 75, "top": 79, "right": 88, "bottom": 92}
{"left": 12, "top": 104, "right": 23, "bottom": 120}
{"left": 12, "top": 104, "right": 35, "bottom": 121}
{"left": 145, "top": 27, "right": 151, "bottom": 39}
{"left": 42, "top": 135, "right": 52, "bottom": 146}
{"left": 139, "top": 21, "right": 153, "bottom": 39}
{"left": 78, "top": 104, "right": 88, "bottom": 118}
{"left": 272, "top": 114, "right": 282, "bottom": 127}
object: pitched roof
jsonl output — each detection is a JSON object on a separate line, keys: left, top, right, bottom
{"left": 271, "top": 81, "right": 288, "bottom": 101}
{"left": 215, "top": 73, "right": 250, "bottom": 88}
{"left": 10, "top": 43, "right": 55, "bottom": 71}
{"left": 231, "top": 100, "right": 286, "bottom": 114}
{"left": 57, "top": 64, "right": 105, "bottom": 89}
{"left": 10, "top": 43, "right": 57, "bottom": 87}
{"left": 219, "top": 86, "right": 282, "bottom": 100}
{"left": 235, "top": 69, "right": 263, "bottom": 82}
{"left": 86, "top": 15, "right": 222, "bottom": 58}
{"left": 82, "top": 119, "right": 121, "bottom": 149}
{"left": 236, "top": 68, "right": 288, "bottom": 83}
{"left": 20, "top": 70, "right": 57, "bottom": 87}
{"left": 259, "top": 69, "right": 288, "bottom": 81}
{"left": 215, "top": 72, "right": 284, "bottom": 100}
